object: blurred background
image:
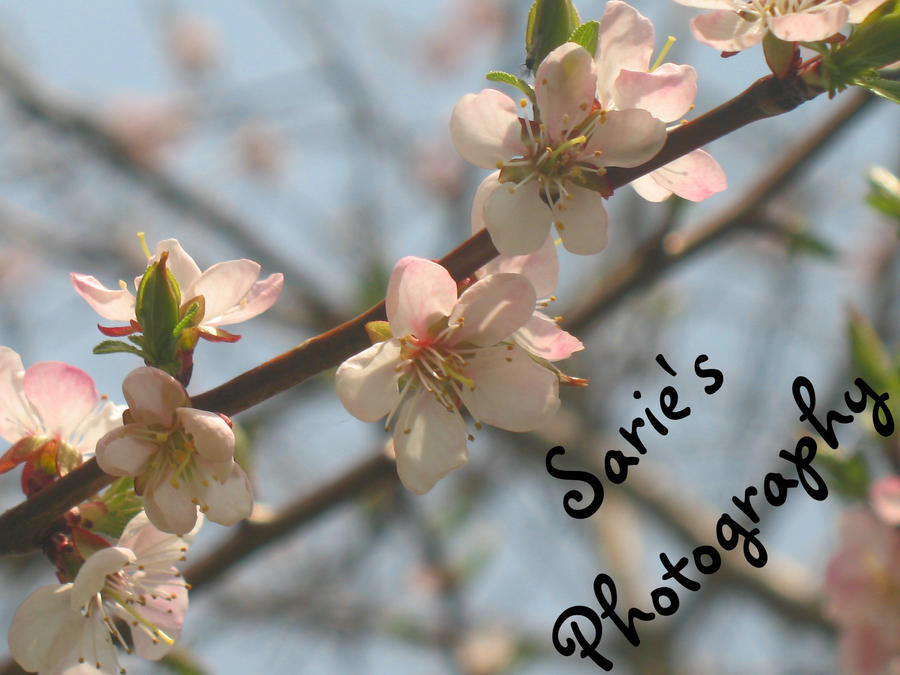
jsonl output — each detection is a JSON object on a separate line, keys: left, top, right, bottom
{"left": 0, "top": 0, "right": 898, "bottom": 673}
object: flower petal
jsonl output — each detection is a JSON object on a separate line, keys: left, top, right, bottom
{"left": 630, "top": 173, "right": 675, "bottom": 202}
{"left": 23, "top": 362, "right": 98, "bottom": 441}
{"left": 514, "top": 312, "right": 584, "bottom": 361}
{"left": 690, "top": 10, "right": 767, "bottom": 51}
{"left": 393, "top": 393, "right": 469, "bottom": 495}
{"left": 207, "top": 273, "right": 284, "bottom": 326}
{"left": 596, "top": 0, "right": 655, "bottom": 106}
{"left": 176, "top": 408, "right": 235, "bottom": 465}
{"left": 450, "top": 89, "right": 527, "bottom": 169}
{"left": 8, "top": 584, "right": 83, "bottom": 673}
{"left": 768, "top": 7, "right": 847, "bottom": 42}
{"left": 122, "top": 367, "right": 189, "bottom": 427}
{"left": 479, "top": 234, "right": 559, "bottom": 298}
{"left": 870, "top": 476, "right": 900, "bottom": 526}
{"left": 584, "top": 108, "right": 666, "bottom": 168}
{"left": 0, "top": 346, "right": 38, "bottom": 443}
{"left": 555, "top": 185, "right": 609, "bottom": 255}
{"left": 193, "top": 460, "right": 253, "bottom": 526}
{"left": 335, "top": 339, "right": 403, "bottom": 422}
{"left": 460, "top": 344, "right": 559, "bottom": 432}
{"left": 155, "top": 239, "right": 202, "bottom": 290}
{"left": 118, "top": 510, "right": 200, "bottom": 560}
{"left": 123, "top": 581, "right": 187, "bottom": 660}
{"left": 386, "top": 257, "right": 457, "bottom": 339}
{"left": 535, "top": 43, "right": 597, "bottom": 143}
{"left": 483, "top": 178, "right": 553, "bottom": 256}
{"left": 70, "top": 273, "right": 137, "bottom": 322}
{"left": 186, "top": 259, "right": 259, "bottom": 324}
{"left": 614, "top": 64, "right": 697, "bottom": 123}
{"left": 143, "top": 471, "right": 200, "bottom": 535}
{"left": 642, "top": 149, "right": 727, "bottom": 202}
{"left": 449, "top": 274, "right": 536, "bottom": 346}
{"left": 847, "top": 0, "right": 885, "bottom": 23}
{"left": 95, "top": 425, "right": 158, "bottom": 476}
{"left": 71, "top": 547, "right": 135, "bottom": 610}
{"left": 76, "top": 401, "right": 125, "bottom": 453}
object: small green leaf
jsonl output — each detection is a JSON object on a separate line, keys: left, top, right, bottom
{"left": 88, "top": 477, "right": 143, "bottom": 539}
{"left": 816, "top": 448, "right": 870, "bottom": 499}
{"left": 92, "top": 340, "right": 147, "bottom": 358}
{"left": 867, "top": 166, "right": 900, "bottom": 222}
{"left": 853, "top": 75, "right": 900, "bottom": 104}
{"left": 784, "top": 229, "right": 837, "bottom": 260}
{"left": 485, "top": 70, "right": 537, "bottom": 105}
{"left": 525, "top": 0, "right": 581, "bottom": 73}
{"left": 826, "top": 10, "right": 900, "bottom": 88}
{"left": 569, "top": 20, "right": 599, "bottom": 55}
{"left": 847, "top": 306, "right": 897, "bottom": 396}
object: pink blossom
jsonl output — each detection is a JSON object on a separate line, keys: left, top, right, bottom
{"left": 597, "top": 1, "right": 726, "bottom": 202}
{"left": 95, "top": 367, "right": 252, "bottom": 534}
{"left": 0, "top": 346, "right": 122, "bottom": 491}
{"left": 451, "top": 42, "right": 666, "bottom": 256}
{"left": 824, "top": 508, "right": 900, "bottom": 674}
{"left": 871, "top": 475, "right": 900, "bottom": 526}
{"left": 71, "top": 237, "right": 283, "bottom": 341}
{"left": 336, "top": 257, "right": 562, "bottom": 494}
{"left": 674, "top": 0, "right": 885, "bottom": 52}
{"left": 8, "top": 511, "right": 198, "bottom": 674}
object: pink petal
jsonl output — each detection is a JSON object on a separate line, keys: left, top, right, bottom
{"left": 479, "top": 234, "right": 559, "bottom": 299}
{"left": 122, "top": 367, "right": 189, "bottom": 427}
{"left": 514, "top": 312, "right": 584, "bottom": 361}
{"left": 0, "top": 346, "right": 38, "bottom": 442}
{"left": 193, "top": 460, "right": 253, "bottom": 526}
{"left": 614, "top": 64, "right": 697, "bottom": 123}
{"left": 393, "top": 393, "right": 468, "bottom": 495}
{"left": 596, "top": 0, "right": 655, "bottom": 106}
{"left": 768, "top": 7, "right": 847, "bottom": 42}
{"left": 870, "top": 476, "right": 900, "bottom": 526}
{"left": 118, "top": 510, "right": 199, "bottom": 558}
{"left": 449, "top": 273, "right": 536, "bottom": 346}
{"left": 176, "top": 407, "right": 235, "bottom": 465}
{"left": 690, "top": 11, "right": 768, "bottom": 51}
{"left": 208, "top": 273, "right": 284, "bottom": 326}
{"left": 460, "top": 344, "right": 559, "bottom": 432}
{"left": 23, "top": 362, "right": 98, "bottom": 441}
{"left": 143, "top": 471, "right": 200, "bottom": 535}
{"left": 585, "top": 108, "right": 666, "bottom": 168}
{"left": 76, "top": 400, "right": 125, "bottom": 453}
{"left": 535, "top": 43, "right": 597, "bottom": 144}
{"left": 450, "top": 89, "right": 527, "bottom": 169}
{"left": 630, "top": 173, "right": 675, "bottom": 202}
{"left": 70, "top": 272, "right": 137, "bottom": 322}
{"left": 470, "top": 171, "right": 498, "bottom": 233}
{"left": 124, "top": 581, "right": 187, "bottom": 660}
{"left": 643, "top": 149, "right": 727, "bottom": 202}
{"left": 847, "top": 0, "right": 885, "bottom": 22}
{"left": 556, "top": 185, "right": 609, "bottom": 255}
{"left": 187, "top": 259, "right": 259, "bottom": 324}
{"left": 95, "top": 425, "right": 158, "bottom": 476}
{"left": 71, "top": 547, "right": 134, "bottom": 610}
{"left": 335, "top": 339, "right": 404, "bottom": 422}
{"left": 155, "top": 239, "right": 201, "bottom": 290}
{"left": 8, "top": 584, "right": 82, "bottom": 673}
{"left": 386, "top": 257, "right": 457, "bottom": 339}
{"left": 483, "top": 179, "right": 553, "bottom": 255}
{"left": 673, "top": 0, "right": 731, "bottom": 8}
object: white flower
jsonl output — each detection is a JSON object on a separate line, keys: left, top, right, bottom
{"left": 336, "top": 256, "right": 561, "bottom": 494}
{"left": 95, "top": 367, "right": 252, "bottom": 535}
{"left": 451, "top": 42, "right": 666, "bottom": 256}
{"left": 0, "top": 346, "right": 122, "bottom": 491}
{"left": 8, "top": 511, "right": 198, "bottom": 674}
{"left": 70, "top": 238, "right": 283, "bottom": 341}
{"left": 597, "top": 1, "right": 727, "bottom": 202}
{"left": 674, "top": 0, "right": 885, "bottom": 51}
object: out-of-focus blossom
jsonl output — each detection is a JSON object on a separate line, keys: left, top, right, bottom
{"left": 234, "top": 122, "right": 289, "bottom": 179}
{"left": 165, "top": 12, "right": 221, "bottom": 76}
{"left": 451, "top": 42, "right": 666, "bottom": 255}
{"left": 456, "top": 627, "right": 518, "bottom": 675}
{"left": 71, "top": 237, "right": 283, "bottom": 342}
{"left": 8, "top": 510, "right": 198, "bottom": 674}
{"left": 103, "top": 97, "right": 188, "bottom": 167}
{"left": 871, "top": 475, "right": 900, "bottom": 526}
{"left": 336, "top": 257, "right": 562, "bottom": 494}
{"left": 674, "top": 0, "right": 885, "bottom": 52}
{"left": 0, "top": 347, "right": 122, "bottom": 494}
{"left": 598, "top": 1, "right": 726, "bottom": 202}
{"left": 95, "top": 367, "right": 252, "bottom": 534}
{"left": 824, "top": 508, "right": 900, "bottom": 675}
{"left": 424, "top": 0, "right": 508, "bottom": 70}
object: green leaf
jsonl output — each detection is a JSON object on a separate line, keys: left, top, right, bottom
{"left": 867, "top": 166, "right": 900, "bottom": 222}
{"left": 89, "top": 478, "right": 143, "bottom": 539}
{"left": 525, "top": 0, "right": 581, "bottom": 73}
{"left": 485, "top": 70, "right": 537, "bottom": 105}
{"left": 816, "top": 448, "right": 870, "bottom": 499}
{"left": 853, "top": 75, "right": 900, "bottom": 104}
{"left": 826, "top": 10, "right": 900, "bottom": 87}
{"left": 569, "top": 20, "right": 599, "bottom": 55}
{"left": 785, "top": 229, "right": 837, "bottom": 260}
{"left": 92, "top": 340, "right": 147, "bottom": 358}
{"left": 847, "top": 306, "right": 898, "bottom": 396}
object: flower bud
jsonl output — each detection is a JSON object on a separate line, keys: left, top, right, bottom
{"left": 525, "top": 0, "right": 581, "bottom": 72}
{"left": 135, "top": 251, "right": 181, "bottom": 371}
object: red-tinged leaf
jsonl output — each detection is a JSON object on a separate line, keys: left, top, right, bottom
{"left": 199, "top": 327, "right": 241, "bottom": 343}
{"left": 98, "top": 321, "right": 142, "bottom": 337}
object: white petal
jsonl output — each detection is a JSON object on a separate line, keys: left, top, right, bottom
{"left": 193, "top": 460, "right": 253, "bottom": 526}
{"left": 596, "top": 0, "right": 655, "bottom": 106}
{"left": 513, "top": 312, "right": 584, "bottom": 361}
{"left": 483, "top": 180, "right": 553, "bottom": 256}
{"left": 556, "top": 185, "right": 609, "bottom": 255}
{"left": 122, "top": 581, "right": 187, "bottom": 660}
{"left": 186, "top": 259, "right": 259, "bottom": 323}
{"left": 118, "top": 510, "right": 199, "bottom": 563}
{"left": 690, "top": 11, "right": 768, "bottom": 51}
{"left": 143, "top": 472, "right": 200, "bottom": 535}
{"left": 479, "top": 234, "right": 559, "bottom": 298}
{"left": 76, "top": 401, "right": 125, "bottom": 453}
{"left": 176, "top": 408, "right": 235, "bottom": 464}
{"left": 470, "top": 172, "right": 500, "bottom": 233}
{"left": 121, "top": 367, "right": 188, "bottom": 427}
{"left": 393, "top": 393, "right": 469, "bottom": 495}
{"left": 644, "top": 149, "right": 727, "bottom": 202}
{"left": 460, "top": 345, "right": 560, "bottom": 432}
{"left": 535, "top": 43, "right": 597, "bottom": 143}
{"left": 207, "top": 273, "right": 284, "bottom": 326}
{"left": 71, "top": 547, "right": 135, "bottom": 610}
{"left": 0, "top": 346, "right": 38, "bottom": 443}
{"left": 449, "top": 274, "right": 536, "bottom": 346}
{"left": 335, "top": 339, "right": 403, "bottom": 422}
{"left": 450, "top": 89, "right": 527, "bottom": 169}
{"left": 69, "top": 273, "right": 137, "bottom": 322}
{"left": 95, "top": 426, "right": 158, "bottom": 477}
{"left": 155, "top": 239, "right": 202, "bottom": 290}
{"left": 614, "top": 64, "right": 698, "bottom": 123}
{"left": 768, "top": 7, "right": 847, "bottom": 42}
{"left": 9, "top": 584, "right": 80, "bottom": 673}
{"left": 631, "top": 173, "right": 674, "bottom": 202}
{"left": 386, "top": 257, "right": 457, "bottom": 339}
{"left": 847, "top": 0, "right": 885, "bottom": 22}
{"left": 23, "top": 362, "right": 98, "bottom": 442}
{"left": 584, "top": 108, "right": 666, "bottom": 168}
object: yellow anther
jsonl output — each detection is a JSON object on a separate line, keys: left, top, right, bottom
{"left": 520, "top": 98, "right": 528, "bottom": 108}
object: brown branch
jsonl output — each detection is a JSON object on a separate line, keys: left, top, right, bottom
{"left": 0, "top": 70, "right": 833, "bottom": 556}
